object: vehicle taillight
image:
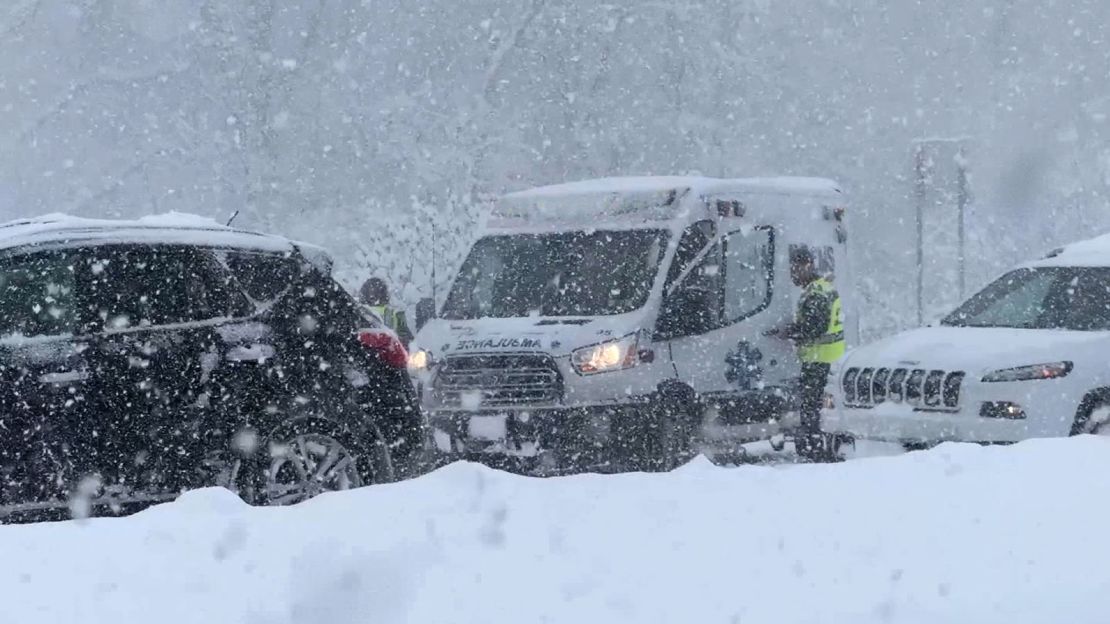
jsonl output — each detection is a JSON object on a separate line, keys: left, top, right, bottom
{"left": 357, "top": 329, "right": 408, "bottom": 368}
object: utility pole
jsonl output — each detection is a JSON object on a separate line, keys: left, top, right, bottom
{"left": 911, "top": 136, "right": 973, "bottom": 325}
{"left": 955, "top": 146, "right": 970, "bottom": 299}
{"left": 913, "top": 143, "right": 929, "bottom": 327}
{"left": 431, "top": 223, "right": 438, "bottom": 306}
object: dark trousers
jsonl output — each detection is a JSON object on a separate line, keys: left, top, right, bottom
{"left": 798, "top": 362, "right": 831, "bottom": 453}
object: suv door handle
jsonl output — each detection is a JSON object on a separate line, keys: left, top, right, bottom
{"left": 39, "top": 370, "right": 90, "bottom": 385}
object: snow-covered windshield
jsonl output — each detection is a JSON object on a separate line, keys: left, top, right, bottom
{"left": 943, "top": 267, "right": 1110, "bottom": 331}
{"left": 442, "top": 229, "right": 669, "bottom": 319}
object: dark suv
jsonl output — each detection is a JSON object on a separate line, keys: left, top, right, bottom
{"left": 0, "top": 216, "right": 424, "bottom": 522}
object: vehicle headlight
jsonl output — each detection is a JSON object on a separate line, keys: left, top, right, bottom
{"left": 981, "top": 361, "right": 1072, "bottom": 383}
{"left": 408, "top": 349, "right": 431, "bottom": 371}
{"left": 571, "top": 334, "right": 640, "bottom": 375}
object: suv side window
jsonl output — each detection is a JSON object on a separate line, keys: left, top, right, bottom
{"left": 724, "top": 227, "right": 774, "bottom": 322}
{"left": 83, "top": 246, "right": 239, "bottom": 330}
{"left": 0, "top": 251, "right": 77, "bottom": 337}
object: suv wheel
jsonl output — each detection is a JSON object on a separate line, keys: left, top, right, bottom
{"left": 1076, "top": 404, "right": 1110, "bottom": 435}
{"left": 1071, "top": 391, "right": 1110, "bottom": 436}
{"left": 254, "top": 420, "right": 394, "bottom": 506}
{"left": 1093, "top": 408, "right": 1110, "bottom": 435}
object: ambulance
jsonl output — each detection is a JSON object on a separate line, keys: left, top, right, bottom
{"left": 409, "top": 176, "right": 854, "bottom": 472}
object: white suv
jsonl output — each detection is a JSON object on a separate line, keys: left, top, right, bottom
{"left": 823, "top": 233, "right": 1110, "bottom": 446}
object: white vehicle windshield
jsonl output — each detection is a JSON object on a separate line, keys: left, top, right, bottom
{"left": 943, "top": 267, "right": 1110, "bottom": 330}
{"left": 442, "top": 229, "right": 669, "bottom": 319}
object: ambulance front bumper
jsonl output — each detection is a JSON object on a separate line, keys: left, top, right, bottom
{"left": 428, "top": 403, "right": 647, "bottom": 457}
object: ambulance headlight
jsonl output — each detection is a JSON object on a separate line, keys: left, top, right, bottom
{"left": 407, "top": 349, "right": 431, "bottom": 371}
{"left": 572, "top": 334, "right": 640, "bottom": 375}
{"left": 982, "top": 361, "right": 1072, "bottom": 383}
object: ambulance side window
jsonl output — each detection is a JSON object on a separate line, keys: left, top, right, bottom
{"left": 656, "top": 243, "right": 724, "bottom": 339}
{"left": 664, "top": 220, "right": 716, "bottom": 292}
{"left": 724, "top": 227, "right": 775, "bottom": 323}
{"left": 790, "top": 244, "right": 834, "bottom": 276}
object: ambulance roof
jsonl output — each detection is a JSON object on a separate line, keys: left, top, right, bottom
{"left": 503, "top": 176, "right": 842, "bottom": 201}
{"left": 492, "top": 176, "right": 843, "bottom": 231}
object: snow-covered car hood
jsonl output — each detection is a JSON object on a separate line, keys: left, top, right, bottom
{"left": 413, "top": 313, "right": 648, "bottom": 360}
{"left": 844, "top": 325, "right": 1110, "bottom": 376}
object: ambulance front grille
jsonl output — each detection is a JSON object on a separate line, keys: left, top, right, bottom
{"left": 842, "top": 366, "right": 964, "bottom": 410}
{"left": 433, "top": 354, "right": 563, "bottom": 408}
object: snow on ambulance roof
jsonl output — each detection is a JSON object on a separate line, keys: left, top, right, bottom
{"left": 502, "top": 175, "right": 842, "bottom": 200}
{"left": 0, "top": 212, "right": 319, "bottom": 254}
{"left": 494, "top": 176, "right": 841, "bottom": 228}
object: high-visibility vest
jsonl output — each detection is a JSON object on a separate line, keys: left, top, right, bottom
{"left": 368, "top": 305, "right": 401, "bottom": 332}
{"left": 797, "top": 278, "right": 846, "bottom": 364}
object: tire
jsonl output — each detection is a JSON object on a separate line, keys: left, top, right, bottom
{"left": 245, "top": 418, "right": 394, "bottom": 506}
{"left": 373, "top": 406, "right": 429, "bottom": 480}
{"left": 633, "top": 387, "right": 699, "bottom": 472}
{"left": 793, "top": 433, "right": 844, "bottom": 462}
{"left": 1071, "top": 391, "right": 1110, "bottom": 436}
{"left": 1091, "top": 411, "right": 1110, "bottom": 436}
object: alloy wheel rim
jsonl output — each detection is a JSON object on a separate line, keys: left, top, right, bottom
{"left": 266, "top": 434, "right": 362, "bottom": 505}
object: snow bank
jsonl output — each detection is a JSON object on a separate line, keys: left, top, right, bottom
{"left": 3, "top": 438, "right": 1110, "bottom": 623}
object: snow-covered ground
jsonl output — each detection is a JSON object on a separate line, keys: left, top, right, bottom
{"left": 4, "top": 438, "right": 1110, "bottom": 624}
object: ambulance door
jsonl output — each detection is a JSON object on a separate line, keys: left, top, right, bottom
{"left": 659, "top": 216, "right": 780, "bottom": 397}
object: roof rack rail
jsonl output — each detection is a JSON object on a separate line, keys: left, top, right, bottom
{"left": 0, "top": 215, "right": 68, "bottom": 230}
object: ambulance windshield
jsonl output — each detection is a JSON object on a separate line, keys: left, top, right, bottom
{"left": 442, "top": 229, "right": 669, "bottom": 319}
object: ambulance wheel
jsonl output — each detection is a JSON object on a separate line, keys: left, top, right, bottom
{"left": 795, "top": 432, "right": 845, "bottom": 463}
{"left": 639, "top": 386, "right": 698, "bottom": 472}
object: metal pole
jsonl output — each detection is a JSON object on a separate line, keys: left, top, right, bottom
{"left": 431, "top": 222, "right": 438, "bottom": 307}
{"left": 955, "top": 147, "right": 969, "bottom": 300}
{"left": 913, "top": 144, "right": 928, "bottom": 326}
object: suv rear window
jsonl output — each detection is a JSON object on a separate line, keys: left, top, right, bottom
{"left": 0, "top": 251, "right": 77, "bottom": 337}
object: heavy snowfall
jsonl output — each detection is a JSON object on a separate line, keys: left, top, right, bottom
{"left": 5, "top": 1, "right": 1110, "bottom": 623}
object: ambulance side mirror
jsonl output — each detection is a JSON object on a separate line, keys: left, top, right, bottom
{"left": 415, "top": 297, "right": 436, "bottom": 331}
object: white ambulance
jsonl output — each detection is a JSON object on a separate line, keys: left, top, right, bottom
{"left": 409, "top": 176, "right": 854, "bottom": 472}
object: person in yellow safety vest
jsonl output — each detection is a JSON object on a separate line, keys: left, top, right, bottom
{"left": 768, "top": 246, "right": 846, "bottom": 461}
{"left": 359, "top": 277, "right": 414, "bottom": 348}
